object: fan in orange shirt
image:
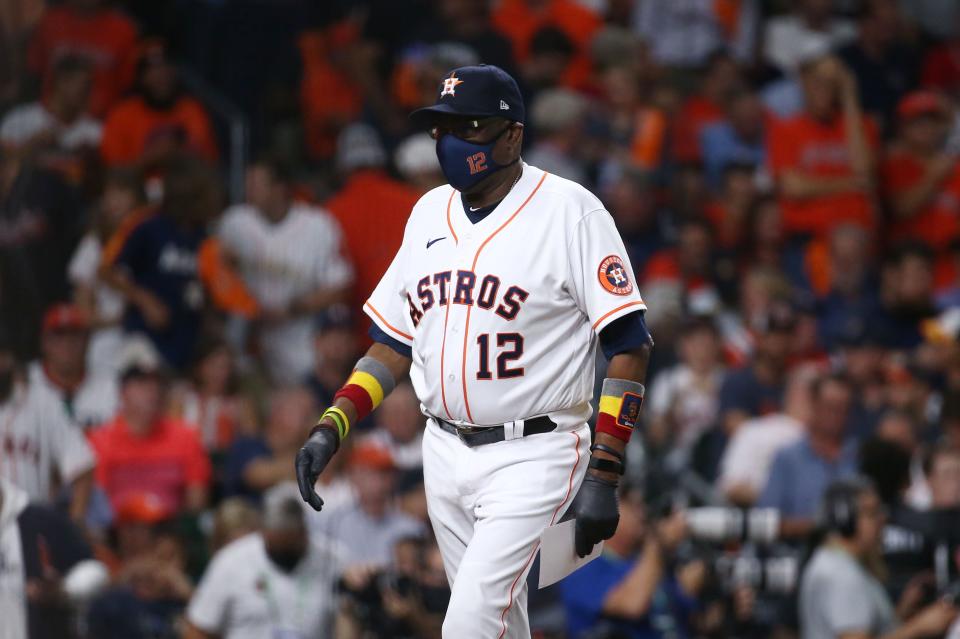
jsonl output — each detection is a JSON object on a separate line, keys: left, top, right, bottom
{"left": 491, "top": 0, "right": 601, "bottom": 89}
{"left": 100, "top": 41, "right": 218, "bottom": 169}
{"left": 767, "top": 55, "right": 878, "bottom": 240}
{"left": 673, "top": 52, "right": 743, "bottom": 162}
{"left": 27, "top": 0, "right": 138, "bottom": 117}
{"left": 325, "top": 125, "right": 420, "bottom": 345}
{"left": 880, "top": 91, "right": 960, "bottom": 253}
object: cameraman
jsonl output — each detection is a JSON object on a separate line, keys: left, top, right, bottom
{"left": 799, "top": 478, "right": 957, "bottom": 639}
{"left": 559, "top": 484, "right": 701, "bottom": 638}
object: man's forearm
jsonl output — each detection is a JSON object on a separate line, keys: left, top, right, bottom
{"left": 603, "top": 536, "right": 664, "bottom": 619}
{"left": 293, "top": 285, "right": 350, "bottom": 315}
{"left": 69, "top": 470, "right": 93, "bottom": 525}
{"left": 590, "top": 345, "right": 652, "bottom": 481}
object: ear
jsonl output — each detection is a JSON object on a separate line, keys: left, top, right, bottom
{"left": 494, "top": 124, "right": 523, "bottom": 164}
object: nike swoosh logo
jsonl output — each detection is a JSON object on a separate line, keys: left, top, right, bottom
{"left": 426, "top": 237, "right": 446, "bottom": 249}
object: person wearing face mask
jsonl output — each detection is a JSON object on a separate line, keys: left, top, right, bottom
{"left": 184, "top": 482, "right": 342, "bottom": 639}
{"left": 297, "top": 63, "right": 653, "bottom": 639}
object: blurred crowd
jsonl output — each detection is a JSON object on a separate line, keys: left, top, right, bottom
{"left": 3, "top": 0, "right": 960, "bottom": 637}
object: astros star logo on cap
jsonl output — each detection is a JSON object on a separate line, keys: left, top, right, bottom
{"left": 440, "top": 73, "right": 463, "bottom": 98}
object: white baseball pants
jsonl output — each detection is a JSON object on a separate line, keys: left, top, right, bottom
{"left": 422, "top": 419, "right": 590, "bottom": 639}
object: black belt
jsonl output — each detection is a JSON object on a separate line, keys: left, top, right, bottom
{"left": 433, "top": 415, "right": 557, "bottom": 447}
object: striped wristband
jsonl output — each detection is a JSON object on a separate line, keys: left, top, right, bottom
{"left": 333, "top": 356, "right": 397, "bottom": 424}
{"left": 320, "top": 406, "right": 350, "bottom": 440}
{"left": 596, "top": 378, "right": 645, "bottom": 443}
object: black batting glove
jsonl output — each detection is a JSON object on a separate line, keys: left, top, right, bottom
{"left": 295, "top": 427, "right": 340, "bottom": 511}
{"left": 571, "top": 475, "right": 620, "bottom": 558}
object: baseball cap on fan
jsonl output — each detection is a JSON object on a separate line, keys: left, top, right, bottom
{"left": 410, "top": 64, "right": 525, "bottom": 127}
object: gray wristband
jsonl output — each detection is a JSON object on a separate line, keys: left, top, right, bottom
{"left": 355, "top": 356, "right": 396, "bottom": 397}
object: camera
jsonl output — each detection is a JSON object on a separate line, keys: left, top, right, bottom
{"left": 686, "top": 507, "right": 781, "bottom": 544}
{"left": 713, "top": 554, "right": 800, "bottom": 596}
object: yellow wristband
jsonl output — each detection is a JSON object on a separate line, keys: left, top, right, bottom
{"left": 321, "top": 406, "right": 351, "bottom": 440}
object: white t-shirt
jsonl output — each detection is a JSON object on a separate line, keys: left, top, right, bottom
{"left": 365, "top": 164, "right": 646, "bottom": 427}
{"left": 362, "top": 428, "right": 423, "bottom": 471}
{"left": 648, "top": 364, "right": 724, "bottom": 453}
{"left": 218, "top": 204, "right": 353, "bottom": 384}
{"left": 762, "top": 16, "right": 856, "bottom": 72}
{"left": 0, "top": 103, "right": 102, "bottom": 150}
{"left": 68, "top": 234, "right": 127, "bottom": 377}
{"left": 26, "top": 362, "right": 118, "bottom": 431}
{"left": 0, "top": 479, "right": 28, "bottom": 639}
{"left": 0, "top": 384, "right": 96, "bottom": 503}
{"left": 187, "top": 533, "right": 341, "bottom": 639}
{"left": 717, "top": 413, "right": 804, "bottom": 496}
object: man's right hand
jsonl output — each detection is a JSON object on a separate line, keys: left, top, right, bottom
{"left": 295, "top": 426, "right": 339, "bottom": 511}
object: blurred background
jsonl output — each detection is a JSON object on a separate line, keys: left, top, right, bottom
{"left": 3, "top": 0, "right": 960, "bottom": 637}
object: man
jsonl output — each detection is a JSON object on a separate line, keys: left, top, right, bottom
{"left": 759, "top": 373, "right": 859, "bottom": 538}
{"left": 559, "top": 486, "right": 696, "bottom": 638}
{"left": 184, "top": 483, "right": 341, "bottom": 639}
{"left": 297, "top": 64, "right": 653, "bottom": 638}
{"left": 309, "top": 442, "right": 422, "bottom": 568}
{"left": 0, "top": 55, "right": 102, "bottom": 159}
{"left": 799, "top": 478, "right": 957, "bottom": 639}
{"left": 89, "top": 339, "right": 211, "bottom": 514}
{"left": 363, "top": 382, "right": 425, "bottom": 471}
{"left": 0, "top": 477, "right": 104, "bottom": 639}
{"left": 767, "top": 54, "right": 876, "bottom": 240}
{"left": 0, "top": 330, "right": 95, "bottom": 525}
{"left": 28, "top": 303, "right": 117, "bottom": 430}
{"left": 325, "top": 124, "right": 420, "bottom": 345}
{"left": 219, "top": 157, "right": 353, "bottom": 384}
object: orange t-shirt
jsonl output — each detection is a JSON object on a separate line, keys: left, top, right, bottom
{"left": 767, "top": 113, "right": 878, "bottom": 238}
{"left": 673, "top": 96, "right": 724, "bottom": 162}
{"left": 89, "top": 415, "right": 212, "bottom": 514}
{"left": 27, "top": 6, "right": 138, "bottom": 117}
{"left": 99, "top": 95, "right": 219, "bottom": 166}
{"left": 491, "top": 0, "right": 601, "bottom": 89}
{"left": 325, "top": 170, "right": 419, "bottom": 343}
{"left": 880, "top": 149, "right": 960, "bottom": 251}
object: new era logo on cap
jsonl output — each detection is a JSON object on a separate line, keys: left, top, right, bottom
{"left": 500, "top": 100, "right": 509, "bottom": 110}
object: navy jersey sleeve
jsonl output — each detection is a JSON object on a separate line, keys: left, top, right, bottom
{"left": 598, "top": 311, "right": 653, "bottom": 360}
{"left": 369, "top": 323, "right": 413, "bottom": 358}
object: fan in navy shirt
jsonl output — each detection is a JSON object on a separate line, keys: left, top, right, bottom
{"left": 103, "top": 156, "right": 219, "bottom": 370}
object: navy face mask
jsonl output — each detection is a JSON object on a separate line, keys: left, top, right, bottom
{"left": 436, "top": 128, "right": 513, "bottom": 192}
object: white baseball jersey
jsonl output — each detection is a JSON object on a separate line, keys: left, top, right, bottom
{"left": 27, "top": 362, "right": 119, "bottom": 431}
{"left": 0, "top": 384, "right": 96, "bottom": 504}
{"left": 365, "top": 163, "right": 646, "bottom": 427}
{"left": 218, "top": 203, "right": 354, "bottom": 384}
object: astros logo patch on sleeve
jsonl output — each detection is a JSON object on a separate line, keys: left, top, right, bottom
{"left": 598, "top": 255, "right": 633, "bottom": 295}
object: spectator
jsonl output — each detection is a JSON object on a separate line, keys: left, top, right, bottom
{"left": 0, "top": 152, "right": 85, "bottom": 360}
{"left": 304, "top": 306, "right": 360, "bottom": 409}
{"left": 219, "top": 157, "right": 353, "bottom": 384}
{"left": 209, "top": 497, "right": 259, "bottom": 552}
{"left": 767, "top": 55, "right": 877, "bottom": 241}
{"left": 603, "top": 170, "right": 669, "bottom": 278}
{"left": 0, "top": 477, "right": 105, "bottom": 639}
{"left": 837, "top": 0, "right": 919, "bottom": 128}
{"left": 224, "top": 386, "right": 316, "bottom": 498}
{"left": 526, "top": 88, "right": 589, "bottom": 184}
{"left": 325, "top": 125, "right": 418, "bottom": 345}
{"left": 184, "top": 483, "right": 341, "bottom": 639}
{"left": 99, "top": 41, "right": 218, "bottom": 169}
{"left": 27, "top": 303, "right": 118, "bottom": 431}
{"left": 878, "top": 243, "right": 939, "bottom": 350}
{"left": 633, "top": 0, "right": 758, "bottom": 68}
{"left": 0, "top": 331, "right": 95, "bottom": 524}
{"left": 0, "top": 55, "right": 101, "bottom": 163}
{"left": 759, "top": 372, "right": 859, "bottom": 537}
{"left": 647, "top": 316, "right": 725, "bottom": 462}
{"left": 799, "top": 477, "right": 957, "bottom": 639}
{"left": 816, "top": 224, "right": 881, "bottom": 347}
{"left": 394, "top": 133, "right": 444, "bottom": 195}
{"left": 168, "top": 336, "right": 257, "bottom": 454}
{"left": 491, "top": 0, "right": 602, "bottom": 90}
{"left": 700, "top": 90, "right": 767, "bottom": 190}
{"left": 68, "top": 168, "right": 145, "bottom": 376}
{"left": 101, "top": 155, "right": 220, "bottom": 370}
{"left": 364, "top": 381, "right": 425, "bottom": 471}
{"left": 704, "top": 162, "right": 760, "bottom": 251}
{"left": 717, "top": 302, "right": 796, "bottom": 435}
{"left": 599, "top": 63, "right": 669, "bottom": 173}
{"left": 836, "top": 323, "right": 889, "bottom": 438}
{"left": 672, "top": 52, "right": 743, "bottom": 163}
{"left": 559, "top": 485, "right": 699, "bottom": 638}
{"left": 881, "top": 91, "right": 960, "bottom": 255}
{"left": 763, "top": 0, "right": 857, "bottom": 73}
{"left": 89, "top": 339, "right": 211, "bottom": 514}
{"left": 310, "top": 442, "right": 423, "bottom": 568}
{"left": 26, "top": 0, "right": 138, "bottom": 117}
{"left": 87, "top": 496, "right": 194, "bottom": 639}
{"left": 719, "top": 364, "right": 815, "bottom": 506}
{"left": 920, "top": 14, "right": 960, "bottom": 91}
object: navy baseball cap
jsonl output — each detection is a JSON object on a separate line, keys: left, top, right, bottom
{"left": 410, "top": 64, "right": 525, "bottom": 127}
